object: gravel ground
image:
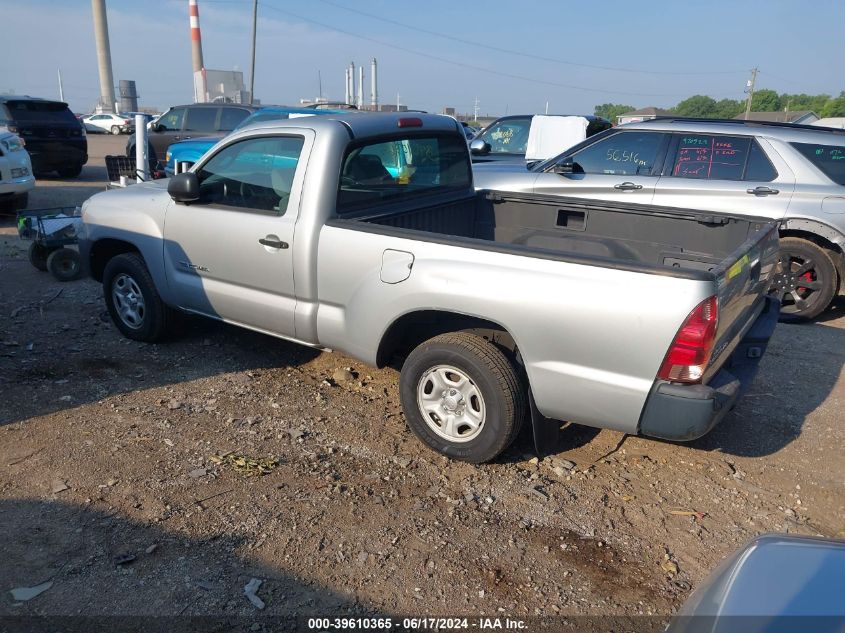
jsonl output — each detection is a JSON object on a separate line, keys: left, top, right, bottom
{"left": 0, "top": 135, "right": 843, "bottom": 624}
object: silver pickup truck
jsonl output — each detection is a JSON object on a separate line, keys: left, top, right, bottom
{"left": 80, "top": 113, "right": 780, "bottom": 463}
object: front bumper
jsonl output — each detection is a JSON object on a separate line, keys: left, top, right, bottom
{"left": 638, "top": 296, "right": 780, "bottom": 441}
{"left": 0, "top": 175, "right": 35, "bottom": 195}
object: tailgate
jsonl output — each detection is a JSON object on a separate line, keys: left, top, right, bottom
{"left": 704, "top": 222, "right": 779, "bottom": 382}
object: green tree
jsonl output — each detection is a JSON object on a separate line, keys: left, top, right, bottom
{"left": 821, "top": 92, "right": 845, "bottom": 118}
{"left": 750, "top": 89, "right": 781, "bottom": 112}
{"left": 780, "top": 93, "right": 830, "bottom": 114}
{"left": 713, "top": 98, "right": 744, "bottom": 119}
{"left": 673, "top": 95, "right": 718, "bottom": 117}
{"left": 593, "top": 103, "right": 634, "bottom": 122}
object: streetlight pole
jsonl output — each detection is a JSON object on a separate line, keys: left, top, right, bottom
{"left": 249, "top": 0, "right": 257, "bottom": 103}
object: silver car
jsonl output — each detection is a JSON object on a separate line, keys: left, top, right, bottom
{"left": 474, "top": 118, "right": 845, "bottom": 321}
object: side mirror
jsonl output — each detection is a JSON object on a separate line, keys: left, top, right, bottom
{"left": 469, "top": 139, "right": 491, "bottom": 156}
{"left": 151, "top": 123, "right": 163, "bottom": 132}
{"left": 167, "top": 172, "right": 200, "bottom": 203}
{"left": 553, "top": 159, "right": 575, "bottom": 174}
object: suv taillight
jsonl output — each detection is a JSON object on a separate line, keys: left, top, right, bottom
{"left": 657, "top": 296, "right": 718, "bottom": 384}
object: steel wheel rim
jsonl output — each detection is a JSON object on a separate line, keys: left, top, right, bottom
{"left": 416, "top": 364, "right": 486, "bottom": 443}
{"left": 771, "top": 251, "right": 824, "bottom": 315}
{"left": 111, "top": 273, "right": 146, "bottom": 329}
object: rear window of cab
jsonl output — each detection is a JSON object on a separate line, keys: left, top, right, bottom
{"left": 336, "top": 134, "right": 472, "bottom": 215}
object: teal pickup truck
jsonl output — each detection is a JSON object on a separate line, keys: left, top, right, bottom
{"left": 164, "top": 106, "right": 350, "bottom": 176}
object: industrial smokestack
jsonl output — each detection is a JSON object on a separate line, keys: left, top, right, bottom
{"left": 189, "top": 0, "right": 206, "bottom": 102}
{"left": 370, "top": 58, "right": 378, "bottom": 110}
{"left": 344, "top": 67, "right": 350, "bottom": 105}
{"left": 349, "top": 61, "right": 356, "bottom": 107}
{"left": 358, "top": 65, "right": 364, "bottom": 109}
{"left": 91, "top": 0, "right": 116, "bottom": 113}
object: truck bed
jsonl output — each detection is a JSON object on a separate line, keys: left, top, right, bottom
{"left": 349, "top": 190, "right": 772, "bottom": 278}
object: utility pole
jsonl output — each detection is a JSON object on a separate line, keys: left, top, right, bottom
{"left": 318, "top": 70, "right": 323, "bottom": 101}
{"left": 744, "top": 67, "right": 758, "bottom": 120}
{"left": 249, "top": 0, "right": 257, "bottom": 103}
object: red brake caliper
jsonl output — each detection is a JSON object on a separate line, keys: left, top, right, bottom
{"left": 796, "top": 270, "right": 814, "bottom": 295}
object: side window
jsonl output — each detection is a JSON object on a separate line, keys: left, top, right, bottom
{"left": 158, "top": 108, "right": 186, "bottom": 131}
{"left": 185, "top": 107, "right": 219, "bottom": 132}
{"left": 745, "top": 140, "right": 777, "bottom": 181}
{"left": 568, "top": 132, "right": 665, "bottom": 175}
{"left": 670, "top": 134, "right": 750, "bottom": 180}
{"left": 220, "top": 107, "right": 250, "bottom": 131}
{"left": 790, "top": 142, "right": 845, "bottom": 185}
{"left": 196, "top": 136, "right": 305, "bottom": 214}
{"left": 478, "top": 117, "right": 532, "bottom": 154}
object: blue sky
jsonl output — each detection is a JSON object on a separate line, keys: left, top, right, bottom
{"left": 1, "top": 0, "right": 842, "bottom": 116}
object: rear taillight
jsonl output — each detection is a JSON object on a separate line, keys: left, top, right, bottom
{"left": 657, "top": 296, "right": 718, "bottom": 384}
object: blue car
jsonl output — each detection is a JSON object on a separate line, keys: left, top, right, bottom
{"left": 164, "top": 106, "right": 349, "bottom": 176}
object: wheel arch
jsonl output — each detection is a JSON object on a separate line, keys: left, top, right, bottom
{"left": 89, "top": 238, "right": 142, "bottom": 282}
{"left": 376, "top": 310, "right": 521, "bottom": 369}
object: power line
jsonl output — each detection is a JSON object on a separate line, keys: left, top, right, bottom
{"left": 259, "top": 3, "right": 737, "bottom": 99}
{"left": 313, "top": 0, "right": 747, "bottom": 77}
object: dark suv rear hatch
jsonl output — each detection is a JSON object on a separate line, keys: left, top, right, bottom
{"left": 2, "top": 99, "right": 87, "bottom": 175}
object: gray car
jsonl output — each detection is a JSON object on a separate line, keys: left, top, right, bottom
{"left": 473, "top": 118, "right": 845, "bottom": 320}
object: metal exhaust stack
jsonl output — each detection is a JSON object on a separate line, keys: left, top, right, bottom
{"left": 91, "top": 0, "right": 116, "bottom": 113}
{"left": 371, "top": 58, "right": 378, "bottom": 110}
{"left": 189, "top": 0, "right": 207, "bottom": 102}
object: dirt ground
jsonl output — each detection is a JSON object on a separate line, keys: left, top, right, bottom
{"left": 0, "top": 135, "right": 843, "bottom": 626}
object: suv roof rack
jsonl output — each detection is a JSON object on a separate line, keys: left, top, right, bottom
{"left": 642, "top": 116, "right": 845, "bottom": 134}
{"left": 647, "top": 116, "right": 845, "bottom": 135}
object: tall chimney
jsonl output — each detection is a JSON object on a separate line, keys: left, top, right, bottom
{"left": 91, "top": 0, "right": 116, "bottom": 113}
{"left": 349, "top": 61, "right": 356, "bottom": 107}
{"left": 189, "top": 0, "right": 206, "bottom": 102}
{"left": 344, "top": 67, "right": 350, "bottom": 105}
{"left": 370, "top": 58, "right": 378, "bottom": 110}
{"left": 358, "top": 65, "right": 364, "bottom": 109}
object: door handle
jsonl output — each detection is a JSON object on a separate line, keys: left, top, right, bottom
{"left": 746, "top": 186, "right": 780, "bottom": 196}
{"left": 259, "top": 237, "right": 289, "bottom": 249}
{"left": 614, "top": 181, "right": 643, "bottom": 191}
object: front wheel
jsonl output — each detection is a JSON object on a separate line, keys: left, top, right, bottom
{"left": 770, "top": 237, "right": 837, "bottom": 322}
{"left": 400, "top": 332, "right": 526, "bottom": 463}
{"left": 103, "top": 252, "right": 173, "bottom": 342}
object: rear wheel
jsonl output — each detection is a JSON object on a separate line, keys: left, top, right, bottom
{"left": 400, "top": 332, "right": 526, "bottom": 463}
{"left": 770, "top": 237, "right": 837, "bottom": 322}
{"left": 28, "top": 243, "right": 50, "bottom": 272}
{"left": 103, "top": 253, "right": 173, "bottom": 342}
{"left": 46, "top": 248, "right": 81, "bottom": 281}
{"left": 110, "top": 125, "right": 120, "bottom": 135}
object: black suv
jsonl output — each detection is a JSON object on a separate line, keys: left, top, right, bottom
{"left": 0, "top": 95, "right": 88, "bottom": 177}
{"left": 126, "top": 103, "right": 258, "bottom": 164}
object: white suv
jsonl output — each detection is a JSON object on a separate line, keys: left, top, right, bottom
{"left": 474, "top": 118, "right": 845, "bottom": 321}
{"left": 0, "top": 127, "right": 34, "bottom": 211}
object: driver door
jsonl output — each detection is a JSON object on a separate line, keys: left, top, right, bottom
{"left": 163, "top": 131, "right": 313, "bottom": 339}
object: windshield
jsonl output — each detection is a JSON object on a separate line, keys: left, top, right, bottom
{"left": 476, "top": 117, "right": 532, "bottom": 154}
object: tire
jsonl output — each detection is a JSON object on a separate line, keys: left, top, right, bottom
{"left": 12, "top": 192, "right": 28, "bottom": 211}
{"left": 46, "top": 248, "right": 82, "bottom": 282}
{"left": 102, "top": 252, "right": 173, "bottom": 342}
{"left": 57, "top": 164, "right": 83, "bottom": 178}
{"left": 399, "top": 332, "right": 526, "bottom": 463}
{"left": 110, "top": 125, "right": 120, "bottom": 135}
{"left": 28, "top": 243, "right": 50, "bottom": 272}
{"left": 770, "top": 237, "right": 837, "bottom": 322}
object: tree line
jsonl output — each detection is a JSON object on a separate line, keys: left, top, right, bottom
{"left": 595, "top": 90, "right": 845, "bottom": 122}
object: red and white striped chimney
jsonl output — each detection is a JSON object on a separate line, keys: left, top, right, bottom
{"left": 189, "top": 0, "right": 206, "bottom": 102}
